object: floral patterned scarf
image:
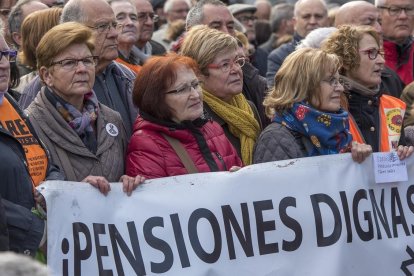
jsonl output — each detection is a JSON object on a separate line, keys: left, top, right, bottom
{"left": 45, "top": 87, "right": 99, "bottom": 154}
{"left": 273, "top": 102, "right": 352, "bottom": 156}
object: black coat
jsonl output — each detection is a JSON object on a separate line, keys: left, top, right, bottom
{"left": 0, "top": 93, "right": 63, "bottom": 256}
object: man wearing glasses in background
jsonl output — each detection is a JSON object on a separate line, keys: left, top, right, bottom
{"left": 376, "top": 0, "right": 414, "bottom": 85}
{"left": 131, "top": 0, "right": 166, "bottom": 65}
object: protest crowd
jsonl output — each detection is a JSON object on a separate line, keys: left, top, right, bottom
{"left": 0, "top": 0, "right": 413, "bottom": 274}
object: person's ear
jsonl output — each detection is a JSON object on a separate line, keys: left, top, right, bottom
{"left": 39, "top": 66, "right": 53, "bottom": 87}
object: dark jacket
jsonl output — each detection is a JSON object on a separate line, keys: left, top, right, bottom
{"left": 0, "top": 93, "right": 63, "bottom": 256}
{"left": 259, "top": 33, "right": 279, "bottom": 55}
{"left": 0, "top": 195, "right": 8, "bottom": 252}
{"left": 242, "top": 62, "right": 269, "bottom": 128}
{"left": 253, "top": 122, "right": 307, "bottom": 163}
{"left": 381, "top": 66, "right": 405, "bottom": 98}
{"left": 266, "top": 33, "right": 303, "bottom": 87}
{"left": 126, "top": 114, "right": 242, "bottom": 179}
{"left": 251, "top": 47, "right": 268, "bottom": 78}
{"left": 347, "top": 90, "right": 407, "bottom": 152}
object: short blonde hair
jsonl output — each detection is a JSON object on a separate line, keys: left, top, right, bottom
{"left": 180, "top": 25, "right": 238, "bottom": 75}
{"left": 322, "top": 25, "right": 380, "bottom": 75}
{"left": 36, "top": 22, "right": 95, "bottom": 70}
{"left": 264, "top": 48, "right": 341, "bottom": 117}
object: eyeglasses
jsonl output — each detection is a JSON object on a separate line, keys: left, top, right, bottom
{"left": 378, "top": 6, "right": 414, "bottom": 16}
{"left": 165, "top": 80, "right": 202, "bottom": 95}
{"left": 0, "top": 9, "right": 10, "bottom": 17}
{"left": 137, "top": 12, "right": 159, "bottom": 22}
{"left": 0, "top": 50, "right": 17, "bottom": 62}
{"left": 322, "top": 76, "right": 345, "bottom": 88}
{"left": 359, "top": 48, "right": 384, "bottom": 60}
{"left": 50, "top": 56, "right": 99, "bottom": 71}
{"left": 170, "top": 8, "right": 189, "bottom": 14}
{"left": 237, "top": 15, "right": 258, "bottom": 23}
{"left": 87, "top": 21, "right": 119, "bottom": 33}
{"left": 207, "top": 57, "right": 246, "bottom": 73}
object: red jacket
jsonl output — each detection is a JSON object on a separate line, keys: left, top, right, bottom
{"left": 126, "top": 115, "right": 243, "bottom": 179}
{"left": 383, "top": 39, "right": 414, "bottom": 85}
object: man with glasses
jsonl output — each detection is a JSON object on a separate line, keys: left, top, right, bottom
{"left": 131, "top": 0, "right": 166, "bottom": 65}
{"left": 152, "top": 0, "right": 190, "bottom": 50}
{"left": 376, "top": 0, "right": 414, "bottom": 85}
{"left": 19, "top": 0, "right": 138, "bottom": 138}
{"left": 229, "top": 3, "right": 268, "bottom": 78}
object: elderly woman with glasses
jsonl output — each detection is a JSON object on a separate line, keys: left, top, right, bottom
{"left": 323, "top": 25, "right": 413, "bottom": 159}
{"left": 125, "top": 53, "right": 242, "bottom": 179}
{"left": 26, "top": 22, "right": 144, "bottom": 195}
{"left": 253, "top": 48, "right": 372, "bottom": 163}
{"left": 180, "top": 25, "right": 262, "bottom": 165}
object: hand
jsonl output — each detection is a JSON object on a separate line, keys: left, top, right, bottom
{"left": 119, "top": 175, "right": 145, "bottom": 196}
{"left": 82, "top": 175, "right": 110, "bottom": 195}
{"left": 396, "top": 145, "right": 414, "bottom": 160}
{"left": 351, "top": 141, "right": 372, "bottom": 163}
{"left": 229, "top": 166, "right": 241, "bottom": 172}
{"left": 34, "top": 189, "right": 47, "bottom": 212}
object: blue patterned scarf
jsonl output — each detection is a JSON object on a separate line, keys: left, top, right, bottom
{"left": 273, "top": 102, "right": 352, "bottom": 156}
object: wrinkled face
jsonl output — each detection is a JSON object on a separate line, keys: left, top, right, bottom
{"left": 347, "top": 34, "right": 385, "bottom": 89}
{"left": 134, "top": 0, "right": 155, "bottom": 47}
{"left": 200, "top": 50, "right": 243, "bottom": 103}
{"left": 40, "top": 43, "right": 96, "bottom": 106}
{"left": 313, "top": 70, "right": 344, "bottom": 112}
{"left": 202, "top": 4, "right": 235, "bottom": 36}
{"left": 84, "top": 1, "right": 119, "bottom": 65}
{"left": 112, "top": 1, "right": 139, "bottom": 46}
{"left": 353, "top": 5, "right": 382, "bottom": 35}
{"left": 294, "top": 0, "right": 328, "bottom": 37}
{"left": 0, "top": 36, "right": 10, "bottom": 92}
{"left": 234, "top": 11, "right": 257, "bottom": 42}
{"left": 378, "top": 0, "right": 414, "bottom": 44}
{"left": 167, "top": 0, "right": 190, "bottom": 22}
{"left": 164, "top": 66, "right": 203, "bottom": 123}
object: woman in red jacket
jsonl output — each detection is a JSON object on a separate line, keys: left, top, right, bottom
{"left": 126, "top": 53, "right": 243, "bottom": 179}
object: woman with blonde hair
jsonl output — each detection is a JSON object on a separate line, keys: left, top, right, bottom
{"left": 253, "top": 48, "right": 372, "bottom": 163}
{"left": 180, "top": 25, "right": 261, "bottom": 165}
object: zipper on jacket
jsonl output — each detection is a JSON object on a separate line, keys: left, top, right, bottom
{"left": 214, "top": 152, "right": 227, "bottom": 171}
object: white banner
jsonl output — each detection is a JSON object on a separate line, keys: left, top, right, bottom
{"left": 40, "top": 154, "right": 414, "bottom": 276}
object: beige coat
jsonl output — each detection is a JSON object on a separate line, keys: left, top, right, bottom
{"left": 26, "top": 88, "right": 127, "bottom": 182}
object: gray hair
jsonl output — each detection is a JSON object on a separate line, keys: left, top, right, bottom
{"left": 374, "top": 0, "right": 386, "bottom": 7}
{"left": 296, "top": 26, "right": 337, "bottom": 49}
{"left": 270, "top": 3, "right": 294, "bottom": 33}
{"left": 185, "top": 0, "right": 225, "bottom": 30}
{"left": 60, "top": 0, "right": 88, "bottom": 23}
{"left": 294, "top": 0, "right": 327, "bottom": 17}
{"left": 164, "top": 0, "right": 190, "bottom": 13}
{"left": 8, "top": 0, "right": 33, "bottom": 36}
{"left": 0, "top": 252, "right": 49, "bottom": 276}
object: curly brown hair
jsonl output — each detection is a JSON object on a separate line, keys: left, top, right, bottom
{"left": 322, "top": 25, "right": 380, "bottom": 75}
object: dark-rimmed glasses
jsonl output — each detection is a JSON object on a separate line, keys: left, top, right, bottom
{"left": 165, "top": 80, "right": 202, "bottom": 95}
{"left": 87, "top": 21, "right": 119, "bottom": 33}
{"left": 207, "top": 57, "right": 246, "bottom": 73}
{"left": 237, "top": 15, "right": 258, "bottom": 23}
{"left": 378, "top": 6, "right": 414, "bottom": 16}
{"left": 0, "top": 50, "right": 17, "bottom": 62}
{"left": 50, "top": 56, "right": 99, "bottom": 71}
{"left": 359, "top": 48, "right": 384, "bottom": 60}
{"left": 137, "top": 13, "right": 159, "bottom": 23}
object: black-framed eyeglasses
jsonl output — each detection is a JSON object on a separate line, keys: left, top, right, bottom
{"left": 322, "top": 76, "right": 345, "bottom": 88}
{"left": 87, "top": 21, "right": 119, "bottom": 33}
{"left": 359, "top": 48, "right": 384, "bottom": 60}
{"left": 0, "top": 50, "right": 17, "bottom": 62}
{"left": 207, "top": 57, "right": 246, "bottom": 73}
{"left": 165, "top": 80, "right": 202, "bottom": 95}
{"left": 378, "top": 6, "right": 414, "bottom": 16}
{"left": 50, "top": 56, "right": 99, "bottom": 71}
{"left": 137, "top": 12, "right": 159, "bottom": 23}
